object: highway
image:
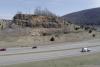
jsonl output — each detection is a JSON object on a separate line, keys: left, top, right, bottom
{"left": 0, "top": 39, "right": 100, "bottom": 66}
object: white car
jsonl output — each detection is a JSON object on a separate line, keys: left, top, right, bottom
{"left": 81, "top": 48, "right": 91, "bottom": 52}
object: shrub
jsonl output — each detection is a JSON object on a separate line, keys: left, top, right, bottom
{"left": 89, "top": 30, "right": 92, "bottom": 33}
{"left": 92, "top": 34, "right": 95, "bottom": 37}
{"left": 50, "top": 37, "right": 55, "bottom": 41}
{"left": 84, "top": 27, "right": 90, "bottom": 30}
{"left": 42, "top": 33, "right": 47, "bottom": 36}
{"left": 74, "top": 27, "right": 80, "bottom": 30}
{"left": 55, "top": 34, "right": 59, "bottom": 37}
{"left": 64, "top": 31, "right": 68, "bottom": 34}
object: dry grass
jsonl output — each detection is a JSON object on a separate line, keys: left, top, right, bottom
{"left": 0, "top": 31, "right": 100, "bottom": 48}
{"left": 2, "top": 53, "right": 100, "bottom": 67}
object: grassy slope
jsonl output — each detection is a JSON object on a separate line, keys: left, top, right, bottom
{"left": 0, "top": 31, "right": 100, "bottom": 48}
{"left": 2, "top": 53, "right": 100, "bottom": 67}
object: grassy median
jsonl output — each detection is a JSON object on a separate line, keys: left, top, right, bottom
{"left": 2, "top": 53, "right": 100, "bottom": 67}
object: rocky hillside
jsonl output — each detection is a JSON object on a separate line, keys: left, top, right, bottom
{"left": 13, "top": 13, "right": 64, "bottom": 28}
{"left": 9, "top": 13, "right": 83, "bottom": 36}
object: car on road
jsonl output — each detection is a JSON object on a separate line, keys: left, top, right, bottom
{"left": 0, "top": 48, "right": 6, "bottom": 51}
{"left": 81, "top": 48, "right": 91, "bottom": 52}
{"left": 32, "top": 46, "right": 37, "bottom": 49}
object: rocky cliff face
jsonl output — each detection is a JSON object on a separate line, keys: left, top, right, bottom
{"left": 13, "top": 13, "right": 65, "bottom": 28}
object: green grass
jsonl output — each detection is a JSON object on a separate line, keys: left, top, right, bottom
{"left": 2, "top": 53, "right": 100, "bottom": 67}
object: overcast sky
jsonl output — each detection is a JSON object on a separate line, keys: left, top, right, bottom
{"left": 0, "top": 0, "right": 100, "bottom": 19}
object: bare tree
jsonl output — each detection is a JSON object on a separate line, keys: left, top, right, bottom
{"left": 34, "top": 7, "right": 56, "bottom": 17}
{"left": 34, "top": 7, "right": 42, "bottom": 16}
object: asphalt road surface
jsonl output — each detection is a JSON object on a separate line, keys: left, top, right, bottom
{"left": 0, "top": 39, "right": 100, "bottom": 66}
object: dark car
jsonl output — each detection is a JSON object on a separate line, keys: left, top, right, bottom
{"left": 32, "top": 46, "right": 37, "bottom": 49}
{"left": 0, "top": 48, "right": 6, "bottom": 51}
